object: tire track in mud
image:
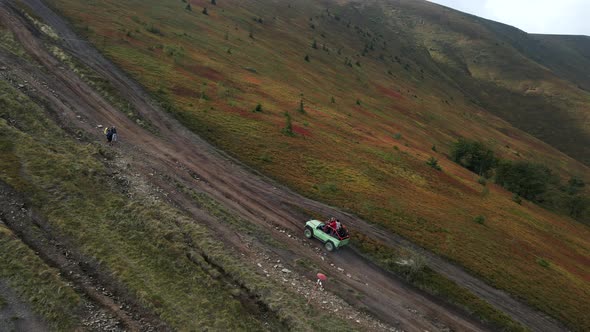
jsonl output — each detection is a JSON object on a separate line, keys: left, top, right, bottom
{"left": 0, "top": 181, "right": 164, "bottom": 332}
{"left": 1, "top": 0, "right": 568, "bottom": 331}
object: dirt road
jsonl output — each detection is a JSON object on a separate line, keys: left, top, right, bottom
{"left": 0, "top": 0, "right": 568, "bottom": 330}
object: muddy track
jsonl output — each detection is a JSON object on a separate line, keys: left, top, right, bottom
{"left": 0, "top": 0, "right": 569, "bottom": 331}
{"left": 0, "top": 181, "right": 167, "bottom": 332}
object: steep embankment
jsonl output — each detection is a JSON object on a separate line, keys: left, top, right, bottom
{"left": 36, "top": 0, "right": 590, "bottom": 330}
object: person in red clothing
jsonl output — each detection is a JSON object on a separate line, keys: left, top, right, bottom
{"left": 324, "top": 217, "right": 337, "bottom": 236}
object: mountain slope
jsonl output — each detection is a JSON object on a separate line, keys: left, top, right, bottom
{"left": 6, "top": 0, "right": 590, "bottom": 330}
{"left": 390, "top": 0, "right": 590, "bottom": 165}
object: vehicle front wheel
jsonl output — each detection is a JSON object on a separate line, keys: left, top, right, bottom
{"left": 325, "top": 241, "right": 335, "bottom": 252}
{"left": 304, "top": 228, "right": 313, "bottom": 239}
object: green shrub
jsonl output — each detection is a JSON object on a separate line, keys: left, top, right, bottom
{"left": 252, "top": 103, "right": 262, "bottom": 113}
{"left": 451, "top": 138, "right": 498, "bottom": 177}
{"left": 426, "top": 157, "right": 442, "bottom": 171}
{"left": 473, "top": 215, "right": 486, "bottom": 225}
{"left": 536, "top": 258, "right": 550, "bottom": 268}
{"left": 565, "top": 177, "right": 585, "bottom": 195}
{"left": 495, "top": 161, "right": 552, "bottom": 202}
{"left": 566, "top": 195, "right": 590, "bottom": 219}
{"left": 282, "top": 112, "right": 294, "bottom": 136}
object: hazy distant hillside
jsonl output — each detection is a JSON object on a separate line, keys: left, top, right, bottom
{"left": 383, "top": 0, "right": 590, "bottom": 165}
{"left": 531, "top": 34, "right": 590, "bottom": 89}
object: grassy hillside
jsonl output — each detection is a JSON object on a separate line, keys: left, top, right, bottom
{"left": 20, "top": 0, "right": 590, "bottom": 330}
{"left": 0, "top": 32, "right": 358, "bottom": 330}
{"left": 391, "top": 0, "right": 590, "bottom": 166}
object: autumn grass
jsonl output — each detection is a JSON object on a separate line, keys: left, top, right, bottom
{"left": 354, "top": 233, "right": 528, "bottom": 332}
{"left": 0, "top": 23, "right": 31, "bottom": 60}
{"left": 0, "top": 225, "right": 82, "bottom": 330}
{"left": 0, "top": 74, "right": 356, "bottom": 330}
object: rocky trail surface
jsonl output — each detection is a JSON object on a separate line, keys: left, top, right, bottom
{"left": 0, "top": 0, "right": 567, "bottom": 331}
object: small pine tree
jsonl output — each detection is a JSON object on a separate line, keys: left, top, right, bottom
{"left": 431, "top": 145, "right": 437, "bottom": 152}
{"left": 356, "top": 99, "right": 361, "bottom": 106}
{"left": 253, "top": 103, "right": 263, "bottom": 112}
{"left": 282, "top": 112, "right": 294, "bottom": 136}
{"left": 312, "top": 40, "right": 318, "bottom": 49}
{"left": 304, "top": 55, "right": 310, "bottom": 62}
{"left": 473, "top": 215, "right": 486, "bottom": 225}
{"left": 185, "top": 3, "right": 192, "bottom": 11}
{"left": 211, "top": 0, "right": 216, "bottom": 5}
{"left": 298, "top": 99, "right": 305, "bottom": 114}
{"left": 249, "top": 30, "right": 254, "bottom": 39}
{"left": 331, "top": 96, "right": 335, "bottom": 103}
{"left": 427, "top": 157, "right": 442, "bottom": 171}
{"left": 202, "top": 7, "right": 208, "bottom": 15}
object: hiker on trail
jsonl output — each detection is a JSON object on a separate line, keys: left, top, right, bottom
{"left": 110, "top": 126, "right": 118, "bottom": 144}
{"left": 104, "top": 126, "right": 111, "bottom": 143}
{"left": 104, "top": 126, "right": 113, "bottom": 145}
{"left": 104, "top": 125, "right": 118, "bottom": 145}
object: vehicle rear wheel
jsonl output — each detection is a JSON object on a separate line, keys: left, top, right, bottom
{"left": 304, "top": 228, "right": 313, "bottom": 239}
{"left": 325, "top": 241, "right": 335, "bottom": 252}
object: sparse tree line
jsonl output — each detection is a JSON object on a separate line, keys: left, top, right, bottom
{"left": 181, "top": 0, "right": 216, "bottom": 15}
{"left": 450, "top": 138, "right": 589, "bottom": 222}
{"left": 303, "top": 8, "right": 425, "bottom": 82}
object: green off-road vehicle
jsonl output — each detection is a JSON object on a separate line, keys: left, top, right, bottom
{"left": 304, "top": 220, "right": 350, "bottom": 251}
